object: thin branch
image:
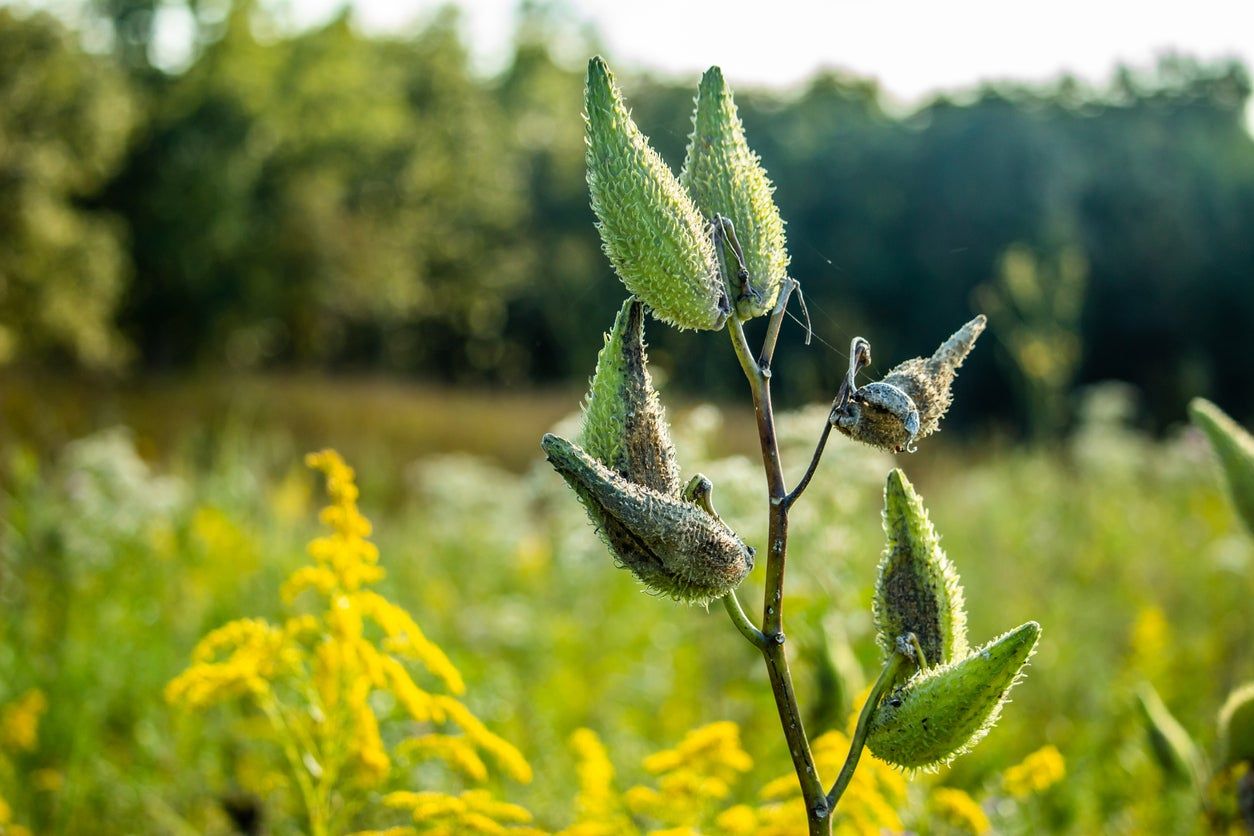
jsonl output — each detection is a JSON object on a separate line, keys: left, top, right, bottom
{"left": 825, "top": 646, "right": 908, "bottom": 809}
{"left": 722, "top": 591, "right": 767, "bottom": 649}
{"left": 759, "top": 277, "right": 799, "bottom": 371}
{"left": 784, "top": 421, "right": 833, "bottom": 510}
{"left": 787, "top": 337, "right": 872, "bottom": 510}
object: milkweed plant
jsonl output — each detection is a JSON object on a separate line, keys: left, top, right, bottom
{"left": 539, "top": 57, "right": 1043, "bottom": 833}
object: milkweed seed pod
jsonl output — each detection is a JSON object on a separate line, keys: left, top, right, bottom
{"left": 579, "top": 298, "right": 681, "bottom": 496}
{"left": 1189, "top": 398, "right": 1254, "bottom": 535}
{"left": 541, "top": 433, "right": 753, "bottom": 604}
{"left": 680, "top": 66, "right": 789, "bottom": 318}
{"left": 585, "top": 57, "right": 729, "bottom": 332}
{"left": 875, "top": 469, "right": 967, "bottom": 683}
{"left": 867, "top": 621, "right": 1040, "bottom": 769}
{"left": 1219, "top": 681, "right": 1254, "bottom": 768}
{"left": 834, "top": 315, "right": 987, "bottom": 452}
{"left": 1134, "top": 683, "right": 1207, "bottom": 788}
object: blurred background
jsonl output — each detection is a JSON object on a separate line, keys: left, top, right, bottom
{"left": 1, "top": 0, "right": 1253, "bottom": 832}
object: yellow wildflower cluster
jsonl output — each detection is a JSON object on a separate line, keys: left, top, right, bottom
{"left": 560, "top": 720, "right": 906, "bottom": 835}
{"left": 929, "top": 787, "right": 991, "bottom": 834}
{"left": 0, "top": 689, "right": 45, "bottom": 836}
{"left": 625, "top": 722, "right": 754, "bottom": 827}
{"left": 0, "top": 691, "right": 45, "bottom": 753}
{"left": 167, "top": 450, "right": 533, "bottom": 835}
{"left": 1001, "top": 744, "right": 1066, "bottom": 799}
{"left": 743, "top": 730, "right": 907, "bottom": 836}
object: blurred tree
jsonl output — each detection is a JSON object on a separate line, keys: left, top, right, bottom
{"left": 976, "top": 245, "right": 1088, "bottom": 441}
{"left": 108, "top": 3, "right": 526, "bottom": 373}
{"left": 0, "top": 9, "right": 135, "bottom": 369}
{"left": 7, "top": 3, "right": 1254, "bottom": 431}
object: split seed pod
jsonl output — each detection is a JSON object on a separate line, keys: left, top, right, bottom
{"left": 875, "top": 469, "right": 967, "bottom": 682}
{"left": 585, "top": 57, "right": 729, "bottom": 331}
{"left": 681, "top": 66, "right": 789, "bottom": 318}
{"left": 1219, "top": 681, "right": 1254, "bottom": 768}
{"left": 579, "top": 297, "right": 681, "bottom": 496}
{"left": 835, "top": 315, "right": 987, "bottom": 452}
{"left": 1189, "top": 398, "right": 1254, "bottom": 535}
{"left": 867, "top": 621, "right": 1040, "bottom": 769}
{"left": 541, "top": 433, "right": 753, "bottom": 604}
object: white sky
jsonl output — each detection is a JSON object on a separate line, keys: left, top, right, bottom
{"left": 277, "top": 0, "right": 1254, "bottom": 106}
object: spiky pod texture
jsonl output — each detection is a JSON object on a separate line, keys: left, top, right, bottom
{"left": 836, "top": 315, "right": 987, "bottom": 452}
{"left": 1219, "top": 681, "right": 1254, "bottom": 768}
{"left": 579, "top": 297, "right": 681, "bottom": 496}
{"left": 680, "top": 66, "right": 789, "bottom": 318}
{"left": 584, "top": 57, "right": 728, "bottom": 332}
{"left": 1189, "top": 398, "right": 1254, "bottom": 535}
{"left": 867, "top": 621, "right": 1040, "bottom": 770}
{"left": 875, "top": 469, "right": 968, "bottom": 684}
{"left": 541, "top": 433, "right": 753, "bottom": 604}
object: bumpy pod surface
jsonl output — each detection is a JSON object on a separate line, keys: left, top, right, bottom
{"left": 1219, "top": 681, "right": 1254, "bottom": 768}
{"left": 875, "top": 469, "right": 967, "bottom": 681}
{"left": 1189, "top": 398, "right": 1254, "bottom": 535}
{"left": 835, "top": 315, "right": 986, "bottom": 452}
{"left": 584, "top": 57, "right": 728, "bottom": 331}
{"left": 867, "top": 621, "right": 1040, "bottom": 769}
{"left": 579, "top": 298, "right": 681, "bottom": 496}
{"left": 541, "top": 433, "right": 753, "bottom": 604}
{"left": 680, "top": 66, "right": 789, "bottom": 318}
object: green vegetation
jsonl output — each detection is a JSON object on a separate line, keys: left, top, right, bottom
{"left": 2, "top": 5, "right": 1253, "bottom": 431}
{"left": 0, "top": 388, "right": 1250, "bottom": 832}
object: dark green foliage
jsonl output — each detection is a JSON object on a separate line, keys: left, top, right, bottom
{"left": 7, "top": 5, "right": 1254, "bottom": 430}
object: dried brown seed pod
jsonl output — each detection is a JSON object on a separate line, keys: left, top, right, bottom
{"left": 834, "top": 315, "right": 986, "bottom": 452}
{"left": 542, "top": 433, "right": 753, "bottom": 604}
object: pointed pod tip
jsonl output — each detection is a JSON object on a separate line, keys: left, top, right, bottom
{"left": 700, "top": 65, "right": 726, "bottom": 88}
{"left": 885, "top": 467, "right": 911, "bottom": 495}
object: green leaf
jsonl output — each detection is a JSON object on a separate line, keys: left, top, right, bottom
{"left": 1219, "top": 681, "right": 1254, "bottom": 769}
{"left": 1134, "top": 682, "right": 1208, "bottom": 790}
{"left": 1189, "top": 398, "right": 1254, "bottom": 535}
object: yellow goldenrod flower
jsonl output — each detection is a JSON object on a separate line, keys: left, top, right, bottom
{"left": 929, "top": 787, "right": 991, "bottom": 834}
{"left": 565, "top": 728, "right": 628, "bottom": 831}
{"left": 168, "top": 449, "right": 534, "bottom": 834}
{"left": 0, "top": 690, "right": 46, "bottom": 752}
{"left": 1002, "top": 744, "right": 1066, "bottom": 799}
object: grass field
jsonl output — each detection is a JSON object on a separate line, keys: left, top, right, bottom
{"left": 0, "top": 377, "right": 1250, "bottom": 833}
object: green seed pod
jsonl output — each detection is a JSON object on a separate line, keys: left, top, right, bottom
{"left": 1219, "top": 681, "right": 1254, "bottom": 768}
{"left": 867, "top": 621, "right": 1040, "bottom": 770}
{"left": 680, "top": 66, "right": 788, "bottom": 318}
{"left": 834, "top": 315, "right": 986, "bottom": 452}
{"left": 874, "top": 469, "right": 967, "bottom": 682}
{"left": 541, "top": 433, "right": 753, "bottom": 604}
{"left": 1134, "top": 683, "right": 1207, "bottom": 789}
{"left": 579, "top": 298, "right": 680, "bottom": 496}
{"left": 1189, "top": 398, "right": 1254, "bottom": 535}
{"left": 584, "top": 57, "right": 729, "bottom": 332}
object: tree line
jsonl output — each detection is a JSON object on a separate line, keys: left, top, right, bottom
{"left": 2, "top": 1, "right": 1252, "bottom": 433}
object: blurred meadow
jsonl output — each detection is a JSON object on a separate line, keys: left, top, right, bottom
{"left": 2, "top": 0, "right": 1254, "bottom": 833}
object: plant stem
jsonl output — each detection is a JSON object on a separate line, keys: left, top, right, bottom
{"left": 785, "top": 421, "right": 832, "bottom": 510}
{"left": 825, "top": 648, "right": 906, "bottom": 809}
{"left": 727, "top": 313, "right": 830, "bottom": 833}
{"left": 722, "top": 591, "right": 767, "bottom": 649}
